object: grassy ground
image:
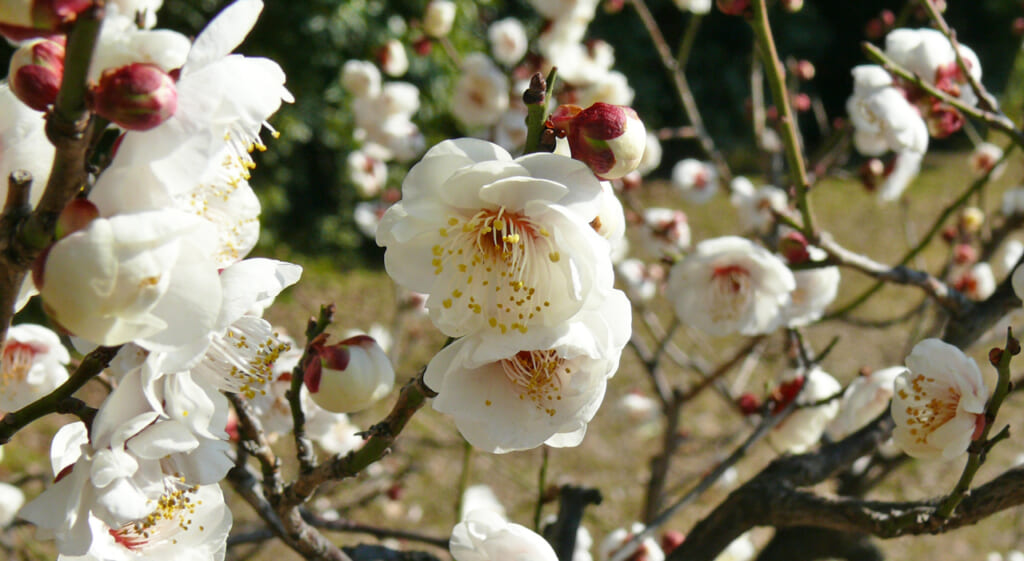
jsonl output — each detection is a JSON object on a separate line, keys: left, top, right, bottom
{"left": 6, "top": 150, "right": 1024, "bottom": 560}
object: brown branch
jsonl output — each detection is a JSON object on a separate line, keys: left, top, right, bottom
{"left": 290, "top": 304, "right": 336, "bottom": 475}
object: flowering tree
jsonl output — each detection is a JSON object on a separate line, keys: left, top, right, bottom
{"left": 3, "top": 0, "right": 1024, "bottom": 560}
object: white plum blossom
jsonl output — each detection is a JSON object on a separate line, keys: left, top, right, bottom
{"left": 459, "top": 485, "right": 507, "bottom": 522}
{"left": 885, "top": 28, "right": 982, "bottom": 105}
{"left": 667, "top": 236, "right": 795, "bottom": 336}
{"left": 450, "top": 510, "right": 558, "bottom": 561}
{"left": 575, "top": 71, "right": 635, "bottom": 108}
{"left": 341, "top": 59, "right": 382, "bottom": 98}
{"left": 488, "top": 18, "right": 528, "bottom": 66}
{"left": 892, "top": 338, "right": 988, "bottom": 460}
{"left": 616, "top": 259, "right": 663, "bottom": 303}
{"left": 379, "top": 39, "right": 408, "bottom": 77}
{"left": 768, "top": 368, "right": 841, "bottom": 454}
{"left": 426, "top": 289, "right": 629, "bottom": 453}
{"left": 999, "top": 239, "right": 1024, "bottom": 277}
{"left": 1002, "top": 188, "right": 1024, "bottom": 217}
{"left": 88, "top": 9, "right": 191, "bottom": 82}
{"left": 638, "top": 207, "right": 690, "bottom": 257}
{"left": 598, "top": 523, "right": 665, "bottom": 561}
{"left": 347, "top": 149, "right": 388, "bottom": 198}
{"left": 354, "top": 200, "right": 388, "bottom": 239}
{"left": 672, "top": 159, "right": 717, "bottom": 204}
{"left": 784, "top": 248, "right": 840, "bottom": 327}
{"left": 423, "top": 0, "right": 456, "bottom": 38}
{"left": 674, "top": 0, "right": 712, "bottom": 13}
{"left": 714, "top": 533, "right": 756, "bottom": 561}
{"left": 494, "top": 106, "right": 529, "bottom": 152}
{"left": 305, "top": 334, "right": 395, "bottom": 414}
{"left": 953, "top": 262, "right": 996, "bottom": 301}
{"left": 0, "top": 482, "right": 23, "bottom": 527}
{"left": 0, "top": 323, "right": 69, "bottom": 412}
{"left": 451, "top": 53, "right": 509, "bottom": 129}
{"left": 636, "top": 132, "right": 663, "bottom": 177}
{"left": 0, "top": 82, "right": 54, "bottom": 209}
{"left": 829, "top": 366, "right": 904, "bottom": 440}
{"left": 376, "top": 138, "right": 614, "bottom": 338}
{"left": 729, "top": 178, "right": 788, "bottom": 233}
{"left": 970, "top": 142, "right": 1005, "bottom": 179}
{"left": 106, "top": 0, "right": 164, "bottom": 28}
{"left": 38, "top": 210, "right": 222, "bottom": 349}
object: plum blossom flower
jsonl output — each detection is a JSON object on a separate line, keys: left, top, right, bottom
{"left": 488, "top": 18, "right": 527, "bottom": 66}
{"left": 575, "top": 71, "right": 635, "bottom": 108}
{"left": 341, "top": 59, "right": 382, "bottom": 98}
{"left": 970, "top": 142, "right": 1006, "bottom": 179}
{"left": 672, "top": 159, "right": 718, "bottom": 204}
{"left": 376, "top": 138, "right": 614, "bottom": 338}
{"left": 953, "top": 262, "right": 996, "bottom": 301}
{"left": 729, "top": 178, "right": 788, "bottom": 233}
{"left": 451, "top": 53, "right": 509, "bottom": 128}
{"left": 616, "top": 259, "right": 663, "bottom": 303}
{"left": 637, "top": 207, "right": 690, "bottom": 257}
{"left": 0, "top": 82, "right": 54, "bottom": 209}
{"left": 347, "top": 149, "right": 388, "bottom": 198}
{"left": 459, "top": 485, "right": 506, "bottom": 521}
{"left": 424, "top": 289, "right": 630, "bottom": 453}
{"left": 829, "top": 366, "right": 904, "bottom": 440}
{"left": 38, "top": 210, "right": 222, "bottom": 349}
{"left": 0, "top": 482, "right": 24, "bottom": 527}
{"left": 598, "top": 523, "right": 665, "bottom": 561}
{"left": 768, "top": 368, "right": 841, "bottom": 454}
{"left": 667, "top": 236, "right": 795, "bottom": 336}
{"left": 885, "top": 28, "right": 981, "bottom": 105}
{"left": 450, "top": 510, "right": 558, "bottom": 561}
{"left": 423, "top": 0, "right": 456, "bottom": 38}
{"left": 892, "top": 338, "right": 988, "bottom": 460}
{"left": 379, "top": 39, "right": 408, "bottom": 77}
{"left": 674, "top": 0, "right": 712, "bottom": 13}
{"left": 0, "top": 324, "right": 70, "bottom": 412}
{"left": 783, "top": 247, "right": 840, "bottom": 327}
{"left": 304, "top": 334, "right": 395, "bottom": 414}
{"left": 636, "top": 133, "right": 662, "bottom": 177}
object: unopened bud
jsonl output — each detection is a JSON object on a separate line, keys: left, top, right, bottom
{"left": 941, "top": 225, "right": 958, "bottom": 244}
{"left": 304, "top": 334, "right": 395, "bottom": 413}
{"left": 716, "top": 0, "right": 751, "bottom": 16}
{"left": 737, "top": 393, "right": 761, "bottom": 415}
{"left": 793, "top": 93, "right": 811, "bottom": 112}
{"left": 56, "top": 199, "right": 98, "bottom": 239}
{"left": 0, "top": 0, "right": 90, "bottom": 40}
{"left": 89, "top": 63, "right": 177, "bottom": 131}
{"left": 780, "top": 0, "right": 802, "bottom": 12}
{"left": 550, "top": 102, "right": 646, "bottom": 180}
{"left": 422, "top": 0, "right": 455, "bottom": 38}
{"left": 793, "top": 60, "right": 815, "bottom": 81}
{"left": 959, "top": 206, "right": 984, "bottom": 234}
{"left": 859, "top": 158, "right": 885, "bottom": 191}
{"left": 1014, "top": 17, "right": 1024, "bottom": 36}
{"left": 9, "top": 38, "right": 64, "bottom": 111}
{"left": 378, "top": 39, "right": 409, "bottom": 77}
{"left": 953, "top": 243, "right": 976, "bottom": 265}
{"left": 779, "top": 231, "right": 810, "bottom": 264}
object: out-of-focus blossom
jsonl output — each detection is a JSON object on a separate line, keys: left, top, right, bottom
{"left": 1002, "top": 188, "right": 1024, "bottom": 217}
{"left": 451, "top": 510, "right": 558, "bottom": 561}
{"left": 575, "top": 70, "right": 635, "bottom": 108}
{"left": 423, "top": 0, "right": 456, "bottom": 38}
{"left": 0, "top": 324, "right": 69, "bottom": 412}
{"left": 829, "top": 366, "right": 904, "bottom": 440}
{"left": 616, "top": 259, "right": 664, "bottom": 303}
{"left": 638, "top": 207, "right": 691, "bottom": 257}
{"left": 451, "top": 53, "right": 509, "bottom": 128}
{"left": 495, "top": 106, "right": 528, "bottom": 152}
{"left": 674, "top": 0, "right": 712, "bottom": 14}
{"left": 768, "top": 368, "right": 841, "bottom": 454}
{"left": 953, "top": 262, "right": 996, "bottom": 301}
{"left": 667, "top": 236, "right": 795, "bottom": 336}
{"left": 672, "top": 159, "right": 717, "bottom": 204}
{"left": 341, "top": 59, "right": 382, "bottom": 98}
{"left": 784, "top": 247, "right": 840, "bottom": 327}
{"left": 0, "top": 482, "right": 23, "bottom": 527}
{"left": 305, "top": 335, "right": 395, "bottom": 414}
{"left": 885, "top": 28, "right": 981, "bottom": 105}
{"left": 998, "top": 239, "right": 1023, "bottom": 277}
{"left": 891, "top": 338, "right": 988, "bottom": 460}
{"left": 488, "top": 18, "right": 528, "bottom": 66}
{"left": 347, "top": 150, "right": 388, "bottom": 198}
{"left": 636, "top": 132, "right": 662, "bottom": 177}
{"left": 459, "top": 485, "right": 506, "bottom": 522}
{"left": 970, "top": 142, "right": 1006, "bottom": 179}
{"left": 730, "top": 179, "right": 788, "bottom": 233}
{"left": 379, "top": 39, "right": 409, "bottom": 77}
{"left": 0, "top": 83, "right": 55, "bottom": 209}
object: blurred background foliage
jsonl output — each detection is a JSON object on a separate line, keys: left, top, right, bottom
{"left": 4, "top": 0, "right": 1023, "bottom": 262}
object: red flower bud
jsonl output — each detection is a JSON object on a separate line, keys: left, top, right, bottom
{"left": 737, "top": 393, "right": 762, "bottom": 415}
{"left": 9, "top": 38, "right": 64, "bottom": 111}
{"left": 779, "top": 231, "right": 810, "bottom": 264}
{"left": 549, "top": 102, "right": 647, "bottom": 180}
{"left": 0, "top": 0, "right": 90, "bottom": 40}
{"left": 953, "top": 243, "right": 976, "bottom": 265}
{"left": 89, "top": 63, "right": 177, "bottom": 131}
{"left": 716, "top": 0, "right": 751, "bottom": 16}
{"left": 660, "top": 531, "right": 685, "bottom": 553}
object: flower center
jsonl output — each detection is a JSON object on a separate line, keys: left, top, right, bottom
{"left": 192, "top": 318, "right": 290, "bottom": 399}
{"left": 109, "top": 478, "right": 202, "bottom": 552}
{"left": 433, "top": 207, "right": 558, "bottom": 334}
{"left": 1, "top": 342, "right": 37, "bottom": 390}
{"left": 709, "top": 264, "right": 751, "bottom": 324}
{"left": 500, "top": 350, "right": 568, "bottom": 417}
{"left": 898, "top": 373, "right": 961, "bottom": 443}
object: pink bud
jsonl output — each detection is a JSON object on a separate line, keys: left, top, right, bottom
{"left": 56, "top": 198, "right": 98, "bottom": 240}
{"left": 89, "top": 63, "right": 177, "bottom": 131}
{"left": 304, "top": 334, "right": 395, "bottom": 413}
{"left": 737, "top": 393, "right": 761, "bottom": 415}
{"left": 793, "top": 93, "right": 811, "bottom": 112}
{"left": 926, "top": 102, "right": 964, "bottom": 139}
{"left": 779, "top": 231, "right": 810, "bottom": 264}
{"left": 716, "top": 0, "right": 751, "bottom": 16}
{"left": 550, "top": 102, "right": 647, "bottom": 180}
{"left": 793, "top": 60, "right": 815, "bottom": 81}
{"left": 1013, "top": 17, "right": 1024, "bottom": 36}
{"left": 0, "top": 0, "right": 90, "bottom": 40}
{"left": 9, "top": 38, "right": 64, "bottom": 111}
{"left": 661, "top": 531, "right": 685, "bottom": 553}
{"left": 953, "top": 243, "right": 976, "bottom": 265}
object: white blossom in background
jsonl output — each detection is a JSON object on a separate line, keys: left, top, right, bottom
{"left": 488, "top": 18, "right": 528, "bottom": 66}
{"left": 347, "top": 149, "right": 388, "bottom": 198}
{"left": 423, "top": 0, "right": 456, "bottom": 38}
{"left": 594, "top": 181, "right": 626, "bottom": 254}
{"left": 598, "top": 522, "right": 665, "bottom": 561}
{"left": 638, "top": 207, "right": 691, "bottom": 257}
{"left": 376, "top": 138, "right": 614, "bottom": 338}
{"left": 970, "top": 142, "right": 1005, "bottom": 179}
{"left": 829, "top": 366, "right": 904, "bottom": 440}
{"left": 106, "top": 0, "right": 164, "bottom": 28}
{"left": 425, "top": 289, "right": 630, "bottom": 453}
{"left": 350, "top": 81, "right": 424, "bottom": 163}
{"left": 667, "top": 236, "right": 795, "bottom": 336}
{"left": 88, "top": 10, "right": 190, "bottom": 82}
{"left": 674, "top": 0, "right": 712, "bottom": 13}
{"left": 450, "top": 510, "right": 558, "bottom": 561}
{"left": 1002, "top": 187, "right": 1024, "bottom": 216}
{"left": 495, "top": 106, "right": 528, "bottom": 152}
{"left": 672, "top": 159, "right": 717, "bottom": 204}
{"left": 0, "top": 83, "right": 55, "bottom": 208}
{"left": 354, "top": 200, "right": 388, "bottom": 238}
{"left": 341, "top": 59, "right": 382, "bottom": 98}
{"left": 379, "top": 38, "right": 408, "bottom": 77}
{"left": 576, "top": 71, "right": 635, "bottom": 108}
{"left": 884, "top": 27, "right": 982, "bottom": 105}
{"left": 768, "top": 368, "right": 841, "bottom": 454}
{"left": 0, "top": 324, "right": 69, "bottom": 412}
{"left": 459, "top": 485, "right": 507, "bottom": 522}
{"left": 636, "top": 132, "right": 663, "bottom": 176}
{"left": 784, "top": 248, "right": 840, "bottom": 327}
{"left": 730, "top": 178, "right": 788, "bottom": 233}
{"left": 451, "top": 53, "right": 509, "bottom": 128}
{"left": 616, "top": 259, "right": 663, "bottom": 303}
{"left": 0, "top": 482, "right": 24, "bottom": 526}
{"left": 999, "top": 239, "right": 1024, "bottom": 277}
{"left": 876, "top": 151, "right": 924, "bottom": 201}
{"left": 616, "top": 390, "right": 660, "bottom": 439}
{"left": 953, "top": 262, "right": 996, "bottom": 301}
{"left": 892, "top": 338, "right": 988, "bottom": 460}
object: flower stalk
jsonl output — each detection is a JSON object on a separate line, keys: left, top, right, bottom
{"left": 523, "top": 67, "right": 557, "bottom": 154}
